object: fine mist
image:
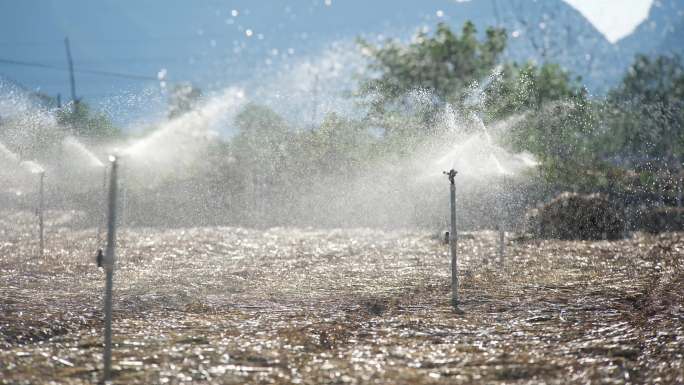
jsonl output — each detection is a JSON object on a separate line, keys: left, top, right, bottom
{"left": 0, "top": 58, "right": 543, "bottom": 231}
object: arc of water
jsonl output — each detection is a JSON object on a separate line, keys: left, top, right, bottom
{"left": 0, "top": 141, "right": 20, "bottom": 164}
{"left": 62, "top": 137, "right": 105, "bottom": 169}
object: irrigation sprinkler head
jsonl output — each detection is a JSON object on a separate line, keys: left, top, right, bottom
{"left": 443, "top": 169, "right": 457, "bottom": 185}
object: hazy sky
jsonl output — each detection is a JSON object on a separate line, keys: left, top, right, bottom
{"left": 563, "top": 0, "right": 654, "bottom": 42}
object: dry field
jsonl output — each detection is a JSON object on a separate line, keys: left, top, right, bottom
{"left": 1, "top": 210, "right": 683, "bottom": 384}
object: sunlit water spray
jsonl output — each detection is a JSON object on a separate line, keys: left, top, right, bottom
{"left": 422, "top": 112, "right": 537, "bottom": 181}
{"left": 118, "top": 87, "right": 246, "bottom": 187}
{"left": 0, "top": 141, "right": 20, "bottom": 165}
{"left": 418, "top": 66, "right": 537, "bottom": 181}
{"left": 19, "top": 160, "right": 45, "bottom": 175}
{"left": 0, "top": 144, "right": 47, "bottom": 255}
{"left": 62, "top": 137, "right": 105, "bottom": 169}
{"left": 0, "top": 141, "right": 24, "bottom": 195}
{"left": 463, "top": 65, "right": 503, "bottom": 110}
{"left": 1, "top": 45, "right": 542, "bottom": 232}
{"left": 58, "top": 137, "right": 107, "bottom": 193}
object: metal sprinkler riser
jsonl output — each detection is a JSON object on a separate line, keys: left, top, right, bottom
{"left": 443, "top": 169, "right": 458, "bottom": 307}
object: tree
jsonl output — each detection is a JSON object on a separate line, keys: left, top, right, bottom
{"left": 229, "top": 104, "right": 292, "bottom": 224}
{"left": 605, "top": 55, "right": 684, "bottom": 170}
{"left": 296, "top": 112, "right": 377, "bottom": 178}
{"left": 358, "top": 22, "right": 507, "bottom": 116}
{"left": 357, "top": 21, "right": 599, "bottom": 189}
{"left": 56, "top": 101, "right": 119, "bottom": 139}
{"left": 600, "top": 54, "right": 684, "bottom": 203}
{"left": 168, "top": 83, "right": 202, "bottom": 119}
{"left": 487, "top": 62, "right": 600, "bottom": 190}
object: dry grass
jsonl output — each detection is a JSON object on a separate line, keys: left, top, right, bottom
{"left": 1, "top": 210, "right": 682, "bottom": 384}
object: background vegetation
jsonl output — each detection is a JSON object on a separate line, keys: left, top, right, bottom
{"left": 2, "top": 21, "right": 682, "bottom": 229}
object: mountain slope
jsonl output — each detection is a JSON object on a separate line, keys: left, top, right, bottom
{"left": 618, "top": 0, "right": 684, "bottom": 60}
{"left": 0, "top": 0, "right": 652, "bottom": 114}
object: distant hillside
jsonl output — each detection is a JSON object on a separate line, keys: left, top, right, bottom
{"left": 0, "top": 0, "right": 673, "bottom": 116}
{"left": 479, "top": 0, "right": 622, "bottom": 93}
{"left": 618, "top": 0, "right": 684, "bottom": 60}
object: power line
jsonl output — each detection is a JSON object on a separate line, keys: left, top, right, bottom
{"left": 0, "top": 32, "right": 241, "bottom": 47}
{"left": 0, "top": 57, "right": 160, "bottom": 81}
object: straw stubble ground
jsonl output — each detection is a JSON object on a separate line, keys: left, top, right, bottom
{"left": 1, "top": 210, "right": 682, "bottom": 384}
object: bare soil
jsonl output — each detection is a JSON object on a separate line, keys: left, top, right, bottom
{"left": 1, "top": 210, "right": 682, "bottom": 384}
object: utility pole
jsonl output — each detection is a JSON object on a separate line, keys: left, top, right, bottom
{"left": 64, "top": 37, "right": 77, "bottom": 104}
{"left": 491, "top": 0, "right": 501, "bottom": 27}
{"left": 311, "top": 73, "right": 319, "bottom": 131}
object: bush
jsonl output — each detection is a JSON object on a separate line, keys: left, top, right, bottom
{"left": 639, "top": 207, "right": 684, "bottom": 233}
{"left": 530, "top": 192, "right": 625, "bottom": 240}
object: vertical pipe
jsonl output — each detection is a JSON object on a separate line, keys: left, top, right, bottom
{"left": 103, "top": 157, "right": 118, "bottom": 382}
{"left": 120, "top": 165, "right": 127, "bottom": 230}
{"left": 498, "top": 176, "right": 505, "bottom": 266}
{"left": 38, "top": 171, "right": 45, "bottom": 258}
{"left": 678, "top": 175, "right": 683, "bottom": 226}
{"left": 498, "top": 226, "right": 504, "bottom": 265}
{"left": 677, "top": 175, "right": 682, "bottom": 208}
{"left": 97, "top": 165, "right": 108, "bottom": 246}
{"left": 252, "top": 172, "right": 259, "bottom": 226}
{"left": 446, "top": 169, "right": 458, "bottom": 307}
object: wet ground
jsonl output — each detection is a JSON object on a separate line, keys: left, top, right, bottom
{"left": 1, "top": 210, "right": 683, "bottom": 384}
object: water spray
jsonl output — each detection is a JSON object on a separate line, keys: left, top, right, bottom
{"left": 0, "top": 141, "right": 20, "bottom": 164}
{"left": 62, "top": 137, "right": 105, "bottom": 169}
{"left": 444, "top": 169, "right": 458, "bottom": 307}
{"left": 102, "top": 155, "right": 118, "bottom": 383}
